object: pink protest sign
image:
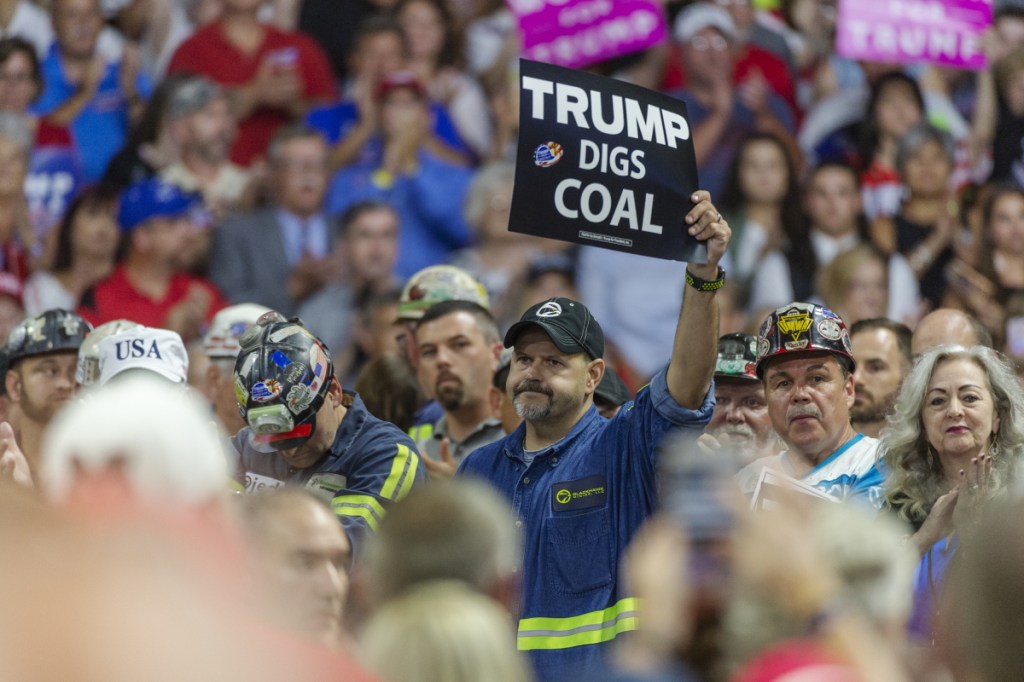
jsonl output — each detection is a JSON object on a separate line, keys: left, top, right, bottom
{"left": 836, "top": 0, "right": 992, "bottom": 70}
{"left": 508, "top": 0, "right": 667, "bottom": 70}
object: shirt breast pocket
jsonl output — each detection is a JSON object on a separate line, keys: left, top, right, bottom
{"left": 545, "top": 508, "right": 613, "bottom": 597}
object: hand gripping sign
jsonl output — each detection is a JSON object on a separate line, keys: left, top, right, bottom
{"left": 509, "top": 59, "right": 705, "bottom": 263}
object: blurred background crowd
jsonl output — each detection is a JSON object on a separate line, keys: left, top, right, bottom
{"left": 2, "top": 0, "right": 1024, "bottom": 680}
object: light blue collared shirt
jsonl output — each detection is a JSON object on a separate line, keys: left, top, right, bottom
{"left": 276, "top": 209, "right": 330, "bottom": 266}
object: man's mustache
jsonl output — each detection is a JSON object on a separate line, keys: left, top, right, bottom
{"left": 514, "top": 380, "right": 552, "bottom": 397}
{"left": 786, "top": 406, "right": 821, "bottom": 423}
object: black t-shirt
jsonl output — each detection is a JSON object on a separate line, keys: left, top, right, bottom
{"left": 991, "top": 95, "right": 1024, "bottom": 186}
{"left": 298, "top": 0, "right": 376, "bottom": 81}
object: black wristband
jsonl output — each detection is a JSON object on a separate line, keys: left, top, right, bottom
{"left": 685, "top": 267, "right": 725, "bottom": 292}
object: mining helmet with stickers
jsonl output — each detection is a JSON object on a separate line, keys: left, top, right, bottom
{"left": 715, "top": 333, "right": 759, "bottom": 382}
{"left": 5, "top": 309, "right": 91, "bottom": 366}
{"left": 233, "top": 313, "right": 335, "bottom": 453}
{"left": 754, "top": 302, "right": 855, "bottom": 379}
{"left": 396, "top": 265, "right": 490, "bottom": 321}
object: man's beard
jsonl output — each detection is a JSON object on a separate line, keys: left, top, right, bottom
{"left": 709, "top": 423, "right": 757, "bottom": 446}
{"left": 435, "top": 373, "right": 465, "bottom": 411}
{"left": 851, "top": 390, "right": 894, "bottom": 424}
{"left": 513, "top": 380, "right": 554, "bottom": 421}
{"left": 19, "top": 393, "right": 63, "bottom": 426}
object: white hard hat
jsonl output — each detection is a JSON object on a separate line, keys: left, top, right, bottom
{"left": 76, "top": 319, "right": 144, "bottom": 387}
{"left": 203, "top": 303, "right": 274, "bottom": 359}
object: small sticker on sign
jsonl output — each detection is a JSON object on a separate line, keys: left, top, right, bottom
{"left": 534, "top": 141, "right": 563, "bottom": 167}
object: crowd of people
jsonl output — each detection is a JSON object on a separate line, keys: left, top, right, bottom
{"left": 2, "top": 0, "right": 1024, "bottom": 680}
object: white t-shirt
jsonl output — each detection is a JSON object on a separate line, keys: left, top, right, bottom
{"left": 736, "top": 433, "right": 885, "bottom": 508}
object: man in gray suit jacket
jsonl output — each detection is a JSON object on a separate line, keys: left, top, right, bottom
{"left": 210, "top": 124, "right": 342, "bottom": 317}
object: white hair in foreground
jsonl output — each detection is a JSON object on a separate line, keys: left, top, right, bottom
{"left": 40, "top": 376, "right": 229, "bottom": 506}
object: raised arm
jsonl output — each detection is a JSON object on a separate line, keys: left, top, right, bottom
{"left": 665, "top": 191, "right": 730, "bottom": 408}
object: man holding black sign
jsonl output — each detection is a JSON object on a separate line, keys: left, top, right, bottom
{"left": 458, "top": 190, "right": 730, "bottom": 679}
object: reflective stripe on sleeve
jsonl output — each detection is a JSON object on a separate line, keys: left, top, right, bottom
{"left": 516, "top": 598, "right": 640, "bottom": 651}
{"left": 379, "top": 443, "right": 418, "bottom": 501}
{"left": 331, "top": 493, "right": 387, "bottom": 532}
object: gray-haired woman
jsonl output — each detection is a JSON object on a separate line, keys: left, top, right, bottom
{"left": 879, "top": 344, "right": 1024, "bottom": 638}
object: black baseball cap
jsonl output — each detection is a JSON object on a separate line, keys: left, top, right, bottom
{"left": 504, "top": 297, "right": 604, "bottom": 359}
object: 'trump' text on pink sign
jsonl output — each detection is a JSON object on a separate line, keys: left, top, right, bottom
{"left": 836, "top": 0, "right": 992, "bottom": 70}
{"left": 508, "top": 0, "right": 667, "bottom": 70}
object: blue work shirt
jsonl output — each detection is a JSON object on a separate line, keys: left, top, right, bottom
{"left": 229, "top": 391, "right": 427, "bottom": 559}
{"left": 458, "top": 369, "right": 714, "bottom": 681}
{"left": 33, "top": 45, "right": 152, "bottom": 183}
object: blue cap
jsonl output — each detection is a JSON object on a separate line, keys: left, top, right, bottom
{"left": 117, "top": 179, "right": 202, "bottom": 232}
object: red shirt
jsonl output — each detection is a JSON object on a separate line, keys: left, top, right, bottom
{"left": 664, "top": 43, "right": 798, "bottom": 120}
{"left": 78, "top": 265, "right": 227, "bottom": 337}
{"left": 167, "top": 22, "right": 336, "bottom": 166}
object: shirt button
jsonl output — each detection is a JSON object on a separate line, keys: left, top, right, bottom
{"left": 524, "top": 477, "right": 530, "bottom": 484}
{"left": 551, "top": 457, "right": 558, "bottom": 464}
{"left": 515, "top": 520, "right": 523, "bottom": 528}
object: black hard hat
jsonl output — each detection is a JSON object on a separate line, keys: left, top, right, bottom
{"left": 755, "top": 302, "right": 855, "bottom": 378}
{"left": 5, "top": 309, "right": 91, "bottom": 366}
{"left": 233, "top": 313, "right": 334, "bottom": 453}
{"left": 715, "top": 333, "right": 759, "bottom": 382}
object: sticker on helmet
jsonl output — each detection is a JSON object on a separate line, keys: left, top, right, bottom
{"left": 534, "top": 141, "right": 563, "bottom": 167}
{"left": 251, "top": 379, "right": 282, "bottom": 403}
{"left": 234, "top": 375, "right": 249, "bottom": 405}
{"left": 270, "top": 350, "right": 292, "bottom": 368}
{"left": 716, "top": 358, "right": 745, "bottom": 374}
{"left": 286, "top": 383, "right": 314, "bottom": 414}
{"left": 756, "top": 336, "right": 770, "bottom": 358}
{"left": 817, "top": 318, "right": 842, "bottom": 341}
{"left": 286, "top": 363, "right": 307, "bottom": 384}
{"left": 839, "top": 329, "right": 852, "bottom": 352}
{"left": 269, "top": 325, "right": 311, "bottom": 343}
{"left": 784, "top": 338, "right": 810, "bottom": 351}
{"left": 777, "top": 309, "right": 813, "bottom": 342}
{"left": 307, "top": 344, "right": 330, "bottom": 396}
{"left": 62, "top": 315, "right": 81, "bottom": 337}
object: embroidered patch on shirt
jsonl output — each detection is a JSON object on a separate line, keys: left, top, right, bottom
{"left": 551, "top": 474, "right": 607, "bottom": 512}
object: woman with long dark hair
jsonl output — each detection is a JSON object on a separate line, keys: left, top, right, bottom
{"left": 22, "top": 185, "right": 120, "bottom": 315}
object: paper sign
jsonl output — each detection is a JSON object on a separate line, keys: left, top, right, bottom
{"left": 508, "top": 0, "right": 667, "bottom": 70}
{"left": 509, "top": 59, "right": 705, "bottom": 263}
{"left": 750, "top": 467, "right": 840, "bottom": 512}
{"left": 836, "top": 0, "right": 992, "bottom": 70}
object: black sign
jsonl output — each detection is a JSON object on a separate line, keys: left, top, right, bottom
{"left": 509, "top": 59, "right": 705, "bottom": 263}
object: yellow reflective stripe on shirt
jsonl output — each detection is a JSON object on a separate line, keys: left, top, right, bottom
{"left": 331, "top": 493, "right": 387, "bottom": 532}
{"left": 516, "top": 598, "right": 640, "bottom": 651}
{"left": 408, "top": 424, "right": 434, "bottom": 443}
{"left": 379, "top": 443, "right": 418, "bottom": 501}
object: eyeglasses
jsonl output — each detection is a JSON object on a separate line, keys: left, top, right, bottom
{"left": 691, "top": 35, "right": 729, "bottom": 52}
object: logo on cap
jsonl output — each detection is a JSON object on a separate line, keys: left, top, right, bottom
{"left": 537, "top": 301, "right": 563, "bottom": 318}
